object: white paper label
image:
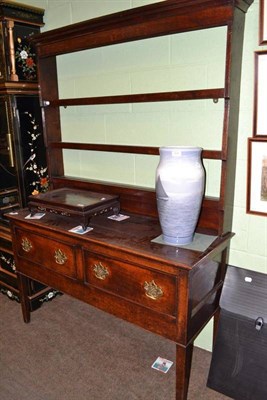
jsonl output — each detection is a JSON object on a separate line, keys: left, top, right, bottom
{"left": 172, "top": 150, "right": 182, "bottom": 157}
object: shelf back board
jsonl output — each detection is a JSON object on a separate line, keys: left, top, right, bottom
{"left": 32, "top": 0, "right": 254, "bottom": 236}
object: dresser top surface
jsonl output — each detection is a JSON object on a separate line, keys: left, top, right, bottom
{"left": 8, "top": 209, "right": 232, "bottom": 271}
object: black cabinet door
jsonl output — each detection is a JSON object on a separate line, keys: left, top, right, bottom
{"left": 14, "top": 95, "right": 48, "bottom": 205}
{"left": 0, "top": 96, "right": 17, "bottom": 190}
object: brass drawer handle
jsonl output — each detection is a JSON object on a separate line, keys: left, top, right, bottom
{"left": 54, "top": 249, "right": 68, "bottom": 265}
{"left": 21, "top": 237, "right": 33, "bottom": 253}
{"left": 93, "top": 262, "right": 109, "bottom": 280}
{"left": 144, "top": 280, "right": 163, "bottom": 300}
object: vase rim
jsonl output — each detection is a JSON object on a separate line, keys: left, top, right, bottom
{"left": 159, "top": 146, "right": 202, "bottom": 151}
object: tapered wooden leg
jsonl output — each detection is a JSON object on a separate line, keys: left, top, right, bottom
{"left": 175, "top": 343, "right": 194, "bottom": 400}
{"left": 17, "top": 272, "right": 31, "bottom": 323}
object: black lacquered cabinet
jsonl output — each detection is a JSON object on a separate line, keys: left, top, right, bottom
{"left": 0, "top": 1, "right": 59, "bottom": 306}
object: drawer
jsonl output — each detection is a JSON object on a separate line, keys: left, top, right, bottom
{"left": 84, "top": 252, "right": 177, "bottom": 316}
{"left": 15, "top": 228, "right": 77, "bottom": 279}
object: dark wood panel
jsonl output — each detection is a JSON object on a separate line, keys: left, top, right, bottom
{"left": 51, "top": 176, "right": 221, "bottom": 235}
{"left": 15, "top": 228, "right": 78, "bottom": 279}
{"left": 38, "top": 56, "right": 64, "bottom": 177}
{"left": 32, "top": 0, "right": 252, "bottom": 57}
{"left": 84, "top": 251, "right": 177, "bottom": 316}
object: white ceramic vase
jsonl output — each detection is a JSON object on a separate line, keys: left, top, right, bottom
{"left": 156, "top": 146, "right": 205, "bottom": 245}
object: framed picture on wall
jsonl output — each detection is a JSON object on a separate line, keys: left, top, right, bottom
{"left": 247, "top": 138, "right": 267, "bottom": 215}
{"left": 259, "top": 0, "right": 267, "bottom": 44}
{"left": 253, "top": 51, "right": 267, "bottom": 137}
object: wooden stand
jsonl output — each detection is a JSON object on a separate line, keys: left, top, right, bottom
{"left": 9, "top": 209, "right": 232, "bottom": 400}
{"left": 28, "top": 188, "right": 120, "bottom": 230}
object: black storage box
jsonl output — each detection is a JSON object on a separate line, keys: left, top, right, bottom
{"left": 207, "top": 265, "right": 267, "bottom": 400}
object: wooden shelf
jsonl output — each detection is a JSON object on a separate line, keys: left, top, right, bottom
{"left": 50, "top": 142, "right": 223, "bottom": 160}
{"left": 45, "top": 88, "right": 226, "bottom": 107}
{"left": 33, "top": 0, "right": 253, "bottom": 236}
{"left": 32, "top": 0, "right": 253, "bottom": 57}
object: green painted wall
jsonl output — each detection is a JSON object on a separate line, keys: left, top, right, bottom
{"left": 23, "top": 0, "right": 266, "bottom": 351}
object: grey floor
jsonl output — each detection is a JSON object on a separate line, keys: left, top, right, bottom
{"left": 0, "top": 293, "right": 230, "bottom": 400}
